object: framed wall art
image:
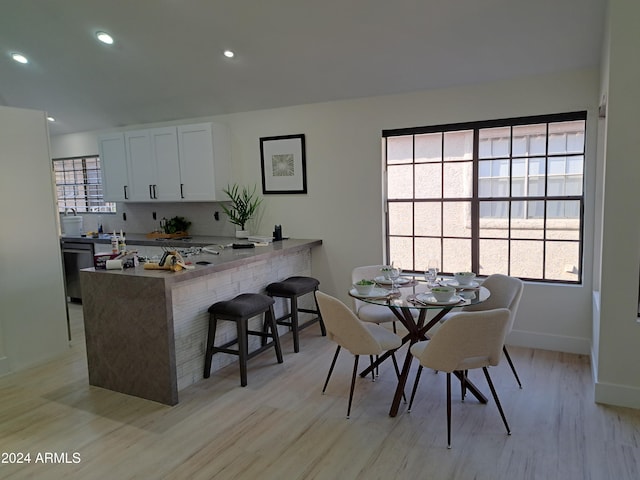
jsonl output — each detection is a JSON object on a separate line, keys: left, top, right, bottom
{"left": 260, "top": 133, "right": 307, "bottom": 194}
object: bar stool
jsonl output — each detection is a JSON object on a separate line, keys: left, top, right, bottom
{"left": 204, "top": 293, "right": 283, "bottom": 387}
{"left": 266, "top": 276, "right": 326, "bottom": 353}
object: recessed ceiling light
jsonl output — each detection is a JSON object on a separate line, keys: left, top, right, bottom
{"left": 96, "top": 31, "right": 114, "bottom": 45}
{"left": 223, "top": 50, "right": 235, "bottom": 58}
{"left": 47, "top": 116, "right": 55, "bottom": 122}
{"left": 11, "top": 52, "right": 28, "bottom": 64}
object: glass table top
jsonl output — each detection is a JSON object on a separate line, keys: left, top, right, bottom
{"left": 349, "top": 276, "right": 490, "bottom": 310}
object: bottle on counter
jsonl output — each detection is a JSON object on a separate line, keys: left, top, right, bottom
{"left": 118, "top": 229, "right": 126, "bottom": 252}
{"left": 111, "top": 231, "right": 119, "bottom": 254}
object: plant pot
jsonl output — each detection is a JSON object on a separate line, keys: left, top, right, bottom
{"left": 235, "top": 230, "right": 249, "bottom": 239}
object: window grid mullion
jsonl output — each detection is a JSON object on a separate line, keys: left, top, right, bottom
{"left": 439, "top": 132, "right": 445, "bottom": 272}
{"left": 542, "top": 122, "right": 550, "bottom": 279}
{"left": 507, "top": 126, "right": 513, "bottom": 277}
{"left": 412, "top": 135, "right": 417, "bottom": 272}
{"left": 471, "top": 128, "right": 480, "bottom": 275}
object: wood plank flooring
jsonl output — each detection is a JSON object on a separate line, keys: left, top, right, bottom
{"left": 1, "top": 303, "right": 639, "bottom": 479}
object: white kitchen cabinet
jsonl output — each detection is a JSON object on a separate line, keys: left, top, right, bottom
{"left": 178, "top": 123, "right": 229, "bottom": 201}
{"left": 98, "top": 122, "right": 229, "bottom": 203}
{"left": 125, "top": 130, "right": 154, "bottom": 201}
{"left": 97, "top": 133, "right": 129, "bottom": 201}
{"left": 151, "top": 127, "right": 182, "bottom": 201}
{"left": 125, "top": 128, "right": 182, "bottom": 201}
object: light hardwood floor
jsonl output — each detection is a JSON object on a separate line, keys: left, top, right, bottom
{"left": 1, "top": 303, "right": 639, "bottom": 480}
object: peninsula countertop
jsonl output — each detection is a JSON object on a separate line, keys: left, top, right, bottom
{"left": 80, "top": 238, "right": 322, "bottom": 284}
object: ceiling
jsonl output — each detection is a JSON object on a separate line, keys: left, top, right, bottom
{"left": 1, "top": 0, "right": 608, "bottom": 136}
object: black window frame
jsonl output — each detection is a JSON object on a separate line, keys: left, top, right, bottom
{"left": 382, "top": 111, "right": 587, "bottom": 284}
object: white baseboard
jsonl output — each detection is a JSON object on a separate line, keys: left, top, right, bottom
{"left": 507, "top": 329, "right": 591, "bottom": 355}
{"left": 509, "top": 330, "right": 640, "bottom": 408}
{"left": 595, "top": 381, "right": 640, "bottom": 409}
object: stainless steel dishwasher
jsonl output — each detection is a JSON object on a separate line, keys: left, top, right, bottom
{"left": 61, "top": 240, "right": 95, "bottom": 302}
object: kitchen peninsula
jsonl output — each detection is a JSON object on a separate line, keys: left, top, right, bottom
{"left": 80, "top": 238, "right": 322, "bottom": 405}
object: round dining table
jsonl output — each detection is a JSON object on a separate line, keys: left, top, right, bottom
{"left": 349, "top": 276, "right": 490, "bottom": 417}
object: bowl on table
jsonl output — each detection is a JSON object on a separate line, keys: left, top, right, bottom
{"left": 353, "top": 280, "right": 376, "bottom": 295}
{"left": 380, "top": 266, "right": 393, "bottom": 280}
{"left": 454, "top": 272, "right": 476, "bottom": 286}
{"left": 430, "top": 286, "right": 456, "bottom": 302}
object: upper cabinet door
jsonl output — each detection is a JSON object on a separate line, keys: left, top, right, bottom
{"left": 97, "top": 133, "right": 129, "bottom": 202}
{"left": 177, "top": 123, "right": 217, "bottom": 201}
{"left": 125, "top": 130, "right": 155, "bottom": 201}
{"left": 150, "top": 127, "right": 182, "bottom": 201}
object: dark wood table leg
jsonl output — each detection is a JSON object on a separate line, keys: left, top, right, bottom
{"left": 389, "top": 340, "right": 415, "bottom": 417}
{"left": 452, "top": 371, "right": 487, "bottom": 404}
{"left": 388, "top": 307, "right": 426, "bottom": 417}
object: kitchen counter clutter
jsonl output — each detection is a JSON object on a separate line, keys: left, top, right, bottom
{"left": 79, "top": 238, "right": 322, "bottom": 405}
{"left": 84, "top": 238, "right": 320, "bottom": 280}
{"left": 61, "top": 232, "right": 242, "bottom": 248}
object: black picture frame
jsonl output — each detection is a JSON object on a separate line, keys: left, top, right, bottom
{"left": 260, "top": 134, "right": 307, "bottom": 194}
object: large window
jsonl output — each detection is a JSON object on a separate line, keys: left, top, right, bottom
{"left": 383, "top": 112, "right": 586, "bottom": 283}
{"left": 53, "top": 156, "right": 115, "bottom": 213}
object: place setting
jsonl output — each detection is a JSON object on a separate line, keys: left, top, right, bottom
{"left": 408, "top": 262, "right": 479, "bottom": 306}
{"left": 439, "top": 272, "right": 481, "bottom": 290}
{"left": 375, "top": 264, "right": 419, "bottom": 287}
{"left": 407, "top": 287, "right": 472, "bottom": 307}
{"left": 349, "top": 280, "right": 401, "bottom": 300}
{"left": 350, "top": 264, "right": 418, "bottom": 300}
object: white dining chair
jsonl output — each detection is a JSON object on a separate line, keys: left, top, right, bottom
{"left": 316, "top": 291, "right": 403, "bottom": 419}
{"left": 458, "top": 274, "right": 524, "bottom": 389}
{"left": 408, "top": 308, "right": 512, "bottom": 448}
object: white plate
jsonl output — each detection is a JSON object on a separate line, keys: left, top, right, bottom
{"left": 415, "top": 293, "right": 463, "bottom": 305}
{"left": 374, "top": 276, "right": 411, "bottom": 285}
{"left": 441, "top": 279, "right": 480, "bottom": 289}
{"left": 350, "top": 287, "right": 391, "bottom": 299}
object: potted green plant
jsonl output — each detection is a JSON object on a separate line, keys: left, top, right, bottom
{"left": 220, "top": 184, "right": 262, "bottom": 238}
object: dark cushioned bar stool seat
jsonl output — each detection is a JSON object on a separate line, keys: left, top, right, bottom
{"left": 266, "top": 276, "right": 326, "bottom": 353}
{"left": 204, "top": 293, "right": 283, "bottom": 387}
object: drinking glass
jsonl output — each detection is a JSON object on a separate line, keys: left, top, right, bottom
{"left": 381, "top": 265, "right": 393, "bottom": 281}
{"left": 425, "top": 259, "right": 439, "bottom": 287}
{"left": 389, "top": 265, "right": 401, "bottom": 292}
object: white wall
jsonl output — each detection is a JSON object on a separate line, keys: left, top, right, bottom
{"left": 0, "top": 106, "right": 69, "bottom": 373}
{"left": 594, "top": 1, "right": 640, "bottom": 408}
{"left": 226, "top": 71, "right": 600, "bottom": 356}
{"left": 51, "top": 68, "right": 600, "bottom": 357}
